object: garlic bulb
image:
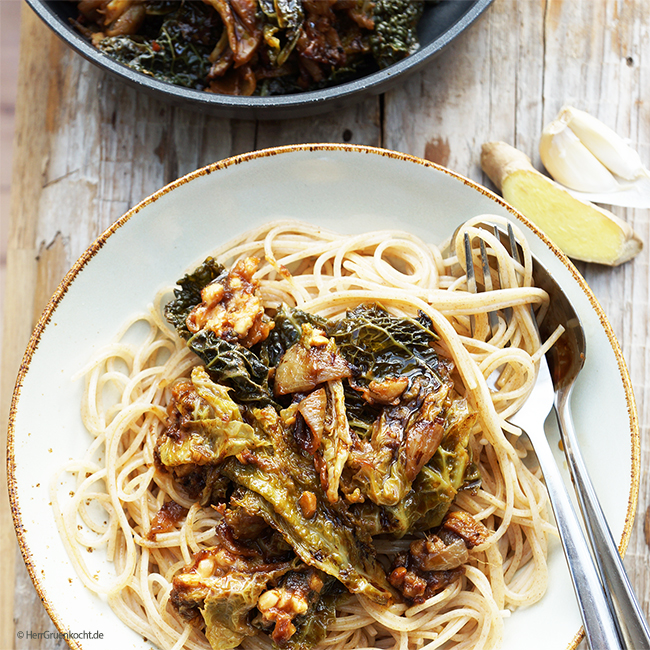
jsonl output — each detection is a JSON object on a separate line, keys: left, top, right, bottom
{"left": 539, "top": 106, "right": 650, "bottom": 208}
{"left": 539, "top": 118, "right": 619, "bottom": 193}
{"left": 559, "top": 106, "right": 645, "bottom": 180}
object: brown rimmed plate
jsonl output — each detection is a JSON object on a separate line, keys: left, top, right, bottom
{"left": 8, "top": 144, "right": 639, "bottom": 649}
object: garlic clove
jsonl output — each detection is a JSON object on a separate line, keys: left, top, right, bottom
{"left": 559, "top": 106, "right": 645, "bottom": 180}
{"left": 539, "top": 118, "right": 620, "bottom": 193}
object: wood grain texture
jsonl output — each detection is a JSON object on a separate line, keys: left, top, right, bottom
{"left": 2, "top": 6, "right": 58, "bottom": 648}
{"left": 3, "top": 0, "right": 650, "bottom": 646}
{"left": 384, "top": 0, "right": 546, "bottom": 178}
{"left": 540, "top": 0, "right": 650, "bottom": 617}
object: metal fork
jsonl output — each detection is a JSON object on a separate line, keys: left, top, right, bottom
{"left": 463, "top": 227, "right": 623, "bottom": 650}
{"left": 481, "top": 221, "right": 650, "bottom": 649}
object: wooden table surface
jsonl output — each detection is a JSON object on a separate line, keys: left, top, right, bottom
{"left": 3, "top": 0, "right": 650, "bottom": 647}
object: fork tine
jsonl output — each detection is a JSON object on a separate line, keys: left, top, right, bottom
{"left": 494, "top": 224, "right": 513, "bottom": 327}
{"left": 464, "top": 230, "right": 499, "bottom": 339}
{"left": 507, "top": 221, "right": 521, "bottom": 264}
{"left": 464, "top": 232, "right": 477, "bottom": 336}
{"left": 479, "top": 237, "right": 499, "bottom": 337}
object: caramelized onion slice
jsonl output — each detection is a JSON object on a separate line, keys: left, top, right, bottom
{"left": 274, "top": 327, "right": 351, "bottom": 395}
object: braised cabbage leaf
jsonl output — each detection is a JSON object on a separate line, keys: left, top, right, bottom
{"left": 275, "top": 574, "right": 344, "bottom": 650}
{"left": 326, "top": 304, "right": 441, "bottom": 383}
{"left": 257, "top": 305, "right": 327, "bottom": 368}
{"left": 326, "top": 304, "right": 448, "bottom": 434}
{"left": 223, "top": 407, "right": 395, "bottom": 605}
{"left": 162, "top": 287, "right": 483, "bottom": 647}
{"left": 350, "top": 397, "right": 480, "bottom": 538}
{"left": 171, "top": 527, "right": 295, "bottom": 650}
{"left": 157, "top": 366, "right": 269, "bottom": 468}
{"left": 203, "top": 572, "right": 279, "bottom": 650}
{"left": 187, "top": 330, "right": 277, "bottom": 407}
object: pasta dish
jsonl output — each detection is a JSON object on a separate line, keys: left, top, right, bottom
{"left": 53, "top": 217, "right": 556, "bottom": 650}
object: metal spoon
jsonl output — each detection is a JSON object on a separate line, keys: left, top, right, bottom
{"left": 470, "top": 220, "right": 649, "bottom": 648}
{"left": 535, "top": 255, "right": 650, "bottom": 650}
{"left": 466, "top": 225, "right": 622, "bottom": 649}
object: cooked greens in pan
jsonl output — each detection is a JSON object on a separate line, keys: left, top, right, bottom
{"left": 71, "top": 0, "right": 425, "bottom": 95}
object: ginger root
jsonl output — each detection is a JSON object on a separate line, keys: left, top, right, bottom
{"left": 481, "top": 141, "right": 642, "bottom": 266}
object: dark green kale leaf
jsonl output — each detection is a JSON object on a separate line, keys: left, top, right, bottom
{"left": 327, "top": 304, "right": 441, "bottom": 384}
{"left": 97, "top": 1, "right": 222, "bottom": 89}
{"left": 164, "top": 256, "right": 277, "bottom": 407}
{"left": 370, "top": 0, "right": 424, "bottom": 68}
{"left": 257, "top": 76, "right": 302, "bottom": 97}
{"left": 258, "top": 0, "right": 304, "bottom": 31}
{"left": 164, "top": 257, "right": 225, "bottom": 338}
{"left": 166, "top": 272, "right": 327, "bottom": 409}
{"left": 275, "top": 0, "right": 304, "bottom": 30}
{"left": 140, "top": 1, "right": 179, "bottom": 17}
{"left": 326, "top": 304, "right": 446, "bottom": 432}
{"left": 188, "top": 330, "right": 277, "bottom": 407}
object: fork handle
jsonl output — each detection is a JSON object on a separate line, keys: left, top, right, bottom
{"left": 555, "top": 387, "right": 650, "bottom": 650}
{"left": 526, "top": 417, "right": 624, "bottom": 650}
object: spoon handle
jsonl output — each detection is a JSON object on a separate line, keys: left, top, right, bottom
{"left": 525, "top": 414, "right": 623, "bottom": 650}
{"left": 555, "top": 386, "right": 650, "bottom": 650}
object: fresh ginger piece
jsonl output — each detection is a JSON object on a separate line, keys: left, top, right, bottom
{"left": 481, "top": 141, "right": 642, "bottom": 266}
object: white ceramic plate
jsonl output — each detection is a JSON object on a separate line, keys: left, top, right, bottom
{"left": 8, "top": 144, "right": 639, "bottom": 650}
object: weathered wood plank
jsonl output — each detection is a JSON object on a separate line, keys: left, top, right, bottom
{"left": 2, "top": 6, "right": 60, "bottom": 649}
{"left": 255, "top": 98, "right": 381, "bottom": 149}
{"left": 541, "top": 0, "right": 650, "bottom": 617}
{"left": 383, "top": 0, "right": 546, "bottom": 179}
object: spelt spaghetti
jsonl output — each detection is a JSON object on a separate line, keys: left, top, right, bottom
{"left": 53, "top": 216, "right": 557, "bottom": 650}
